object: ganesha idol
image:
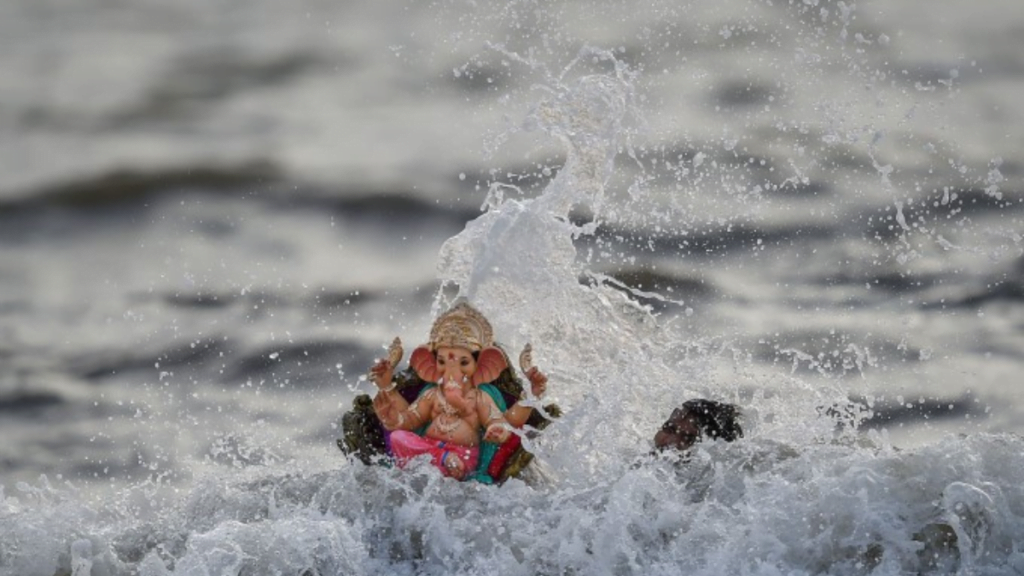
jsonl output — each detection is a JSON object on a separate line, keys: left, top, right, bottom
{"left": 337, "top": 301, "right": 560, "bottom": 483}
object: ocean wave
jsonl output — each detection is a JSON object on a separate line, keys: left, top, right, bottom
{"left": 108, "top": 49, "right": 328, "bottom": 126}
{"left": 0, "top": 164, "right": 481, "bottom": 230}
{"left": 815, "top": 268, "right": 945, "bottom": 294}
{"left": 4, "top": 433, "right": 1024, "bottom": 575}
{"left": 584, "top": 220, "right": 836, "bottom": 259}
{"left": 585, "top": 267, "right": 713, "bottom": 312}
{"left": 918, "top": 256, "right": 1024, "bottom": 310}
{"left": 226, "top": 340, "right": 370, "bottom": 388}
{"left": 855, "top": 393, "right": 982, "bottom": 429}
{"left": 0, "top": 161, "right": 282, "bottom": 212}
{"left": 940, "top": 282, "right": 1024, "bottom": 309}
{"left": 0, "top": 391, "right": 65, "bottom": 414}
{"left": 156, "top": 282, "right": 438, "bottom": 315}
{"left": 862, "top": 187, "right": 1023, "bottom": 242}
{"left": 72, "top": 337, "right": 228, "bottom": 383}
{"left": 748, "top": 328, "right": 921, "bottom": 377}
{"left": 65, "top": 331, "right": 373, "bottom": 392}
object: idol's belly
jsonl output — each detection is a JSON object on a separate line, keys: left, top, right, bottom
{"left": 424, "top": 415, "right": 481, "bottom": 448}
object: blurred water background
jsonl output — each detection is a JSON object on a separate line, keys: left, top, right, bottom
{"left": 2, "top": 0, "right": 1024, "bottom": 574}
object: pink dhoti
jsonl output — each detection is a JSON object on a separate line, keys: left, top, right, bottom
{"left": 389, "top": 430, "right": 479, "bottom": 479}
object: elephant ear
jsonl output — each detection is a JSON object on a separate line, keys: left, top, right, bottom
{"left": 472, "top": 347, "right": 508, "bottom": 386}
{"left": 410, "top": 346, "right": 439, "bottom": 383}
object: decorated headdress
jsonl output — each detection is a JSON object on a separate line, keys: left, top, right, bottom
{"left": 427, "top": 301, "right": 494, "bottom": 352}
{"left": 378, "top": 301, "right": 507, "bottom": 387}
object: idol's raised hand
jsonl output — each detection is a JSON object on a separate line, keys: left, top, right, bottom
{"left": 525, "top": 366, "right": 548, "bottom": 398}
{"left": 368, "top": 358, "right": 393, "bottom": 390}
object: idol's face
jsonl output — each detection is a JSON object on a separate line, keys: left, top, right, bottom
{"left": 434, "top": 346, "right": 477, "bottom": 382}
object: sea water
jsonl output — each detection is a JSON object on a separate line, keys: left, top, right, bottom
{"left": 2, "top": 0, "right": 1024, "bottom": 574}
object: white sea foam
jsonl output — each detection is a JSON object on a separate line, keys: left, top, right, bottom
{"left": 4, "top": 432, "right": 1024, "bottom": 575}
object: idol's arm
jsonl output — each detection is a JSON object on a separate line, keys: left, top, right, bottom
{"left": 374, "top": 387, "right": 432, "bottom": 431}
{"left": 369, "top": 357, "right": 428, "bottom": 431}
{"left": 480, "top": 393, "right": 513, "bottom": 444}
{"left": 504, "top": 366, "right": 548, "bottom": 427}
{"left": 504, "top": 403, "right": 533, "bottom": 428}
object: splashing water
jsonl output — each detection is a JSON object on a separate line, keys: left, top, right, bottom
{"left": 436, "top": 49, "right": 706, "bottom": 481}
{"left": 435, "top": 46, "right": 847, "bottom": 486}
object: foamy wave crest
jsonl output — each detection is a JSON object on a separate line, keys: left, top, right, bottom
{"left": 4, "top": 433, "right": 1024, "bottom": 575}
